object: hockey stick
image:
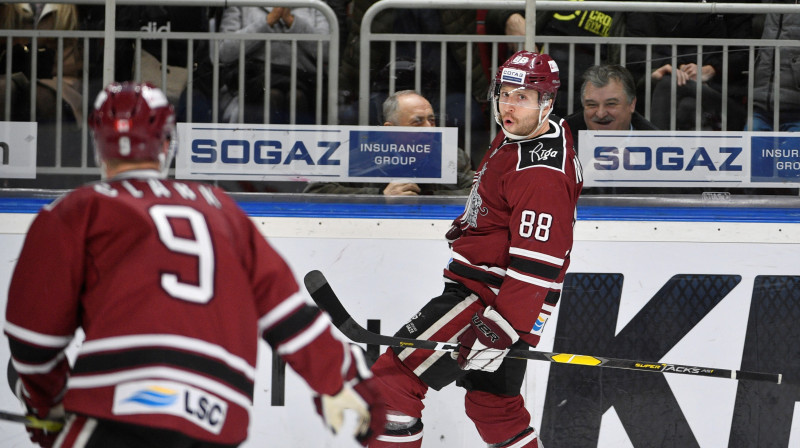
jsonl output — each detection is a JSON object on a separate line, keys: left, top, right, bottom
{"left": 0, "top": 410, "right": 64, "bottom": 431}
{"left": 304, "top": 270, "right": 783, "bottom": 384}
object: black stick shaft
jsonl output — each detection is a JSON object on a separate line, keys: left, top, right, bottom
{"left": 304, "top": 270, "right": 782, "bottom": 384}
{"left": 0, "top": 410, "right": 64, "bottom": 431}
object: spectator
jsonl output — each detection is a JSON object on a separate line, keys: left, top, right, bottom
{"left": 750, "top": 6, "right": 800, "bottom": 131}
{"left": 0, "top": 3, "right": 82, "bottom": 124}
{"left": 565, "top": 64, "right": 658, "bottom": 153}
{"left": 338, "top": 2, "right": 490, "bottom": 164}
{"left": 304, "top": 90, "right": 474, "bottom": 195}
{"left": 217, "top": 5, "right": 329, "bottom": 124}
{"left": 485, "top": 7, "right": 624, "bottom": 118}
{"left": 0, "top": 3, "right": 90, "bottom": 189}
{"left": 323, "top": 0, "right": 349, "bottom": 56}
{"left": 624, "top": 3, "right": 753, "bottom": 131}
{"left": 114, "top": 6, "right": 212, "bottom": 107}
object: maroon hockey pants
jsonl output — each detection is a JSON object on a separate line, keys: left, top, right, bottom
{"left": 367, "top": 283, "right": 537, "bottom": 447}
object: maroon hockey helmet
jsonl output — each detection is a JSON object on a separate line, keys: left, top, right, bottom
{"left": 89, "top": 82, "right": 176, "bottom": 171}
{"left": 492, "top": 51, "right": 560, "bottom": 102}
{"left": 491, "top": 51, "right": 561, "bottom": 138}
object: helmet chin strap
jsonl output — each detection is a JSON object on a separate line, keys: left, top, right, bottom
{"left": 99, "top": 161, "right": 110, "bottom": 180}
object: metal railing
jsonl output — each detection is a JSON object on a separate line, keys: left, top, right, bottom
{"left": 2, "top": 0, "right": 800, "bottom": 189}
{"left": 1, "top": 0, "right": 338, "bottom": 188}
{"left": 359, "top": 0, "right": 800, "bottom": 155}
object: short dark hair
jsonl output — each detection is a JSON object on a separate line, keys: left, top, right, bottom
{"left": 580, "top": 64, "right": 637, "bottom": 105}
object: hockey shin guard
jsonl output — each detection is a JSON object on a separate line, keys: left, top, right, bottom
{"left": 488, "top": 427, "right": 541, "bottom": 448}
{"left": 368, "top": 414, "right": 423, "bottom": 448}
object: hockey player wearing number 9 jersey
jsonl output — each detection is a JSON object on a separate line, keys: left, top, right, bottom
{"left": 367, "top": 51, "right": 583, "bottom": 448}
{"left": 4, "top": 82, "right": 386, "bottom": 448}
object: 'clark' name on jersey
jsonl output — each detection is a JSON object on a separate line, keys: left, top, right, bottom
{"left": 87, "top": 177, "right": 222, "bottom": 209}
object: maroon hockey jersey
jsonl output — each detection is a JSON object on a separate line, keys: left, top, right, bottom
{"left": 445, "top": 118, "right": 583, "bottom": 347}
{"left": 4, "top": 170, "right": 348, "bottom": 444}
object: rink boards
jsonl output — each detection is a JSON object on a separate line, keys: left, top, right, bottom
{"left": 1, "top": 196, "right": 799, "bottom": 448}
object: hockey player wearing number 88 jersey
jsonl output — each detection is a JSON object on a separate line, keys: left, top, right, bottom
{"left": 367, "top": 51, "right": 582, "bottom": 448}
{"left": 4, "top": 82, "right": 386, "bottom": 448}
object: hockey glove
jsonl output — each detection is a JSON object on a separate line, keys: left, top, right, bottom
{"left": 8, "top": 364, "right": 65, "bottom": 448}
{"left": 314, "top": 345, "right": 387, "bottom": 446}
{"left": 23, "top": 404, "right": 65, "bottom": 448}
{"left": 455, "top": 306, "right": 519, "bottom": 372}
{"left": 445, "top": 223, "right": 463, "bottom": 246}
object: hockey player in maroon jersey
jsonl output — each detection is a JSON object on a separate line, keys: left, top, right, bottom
{"left": 367, "top": 51, "right": 583, "bottom": 448}
{"left": 4, "top": 82, "right": 386, "bottom": 447}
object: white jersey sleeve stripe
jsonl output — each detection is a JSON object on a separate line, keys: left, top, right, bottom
{"left": 506, "top": 268, "right": 563, "bottom": 290}
{"left": 11, "top": 352, "right": 69, "bottom": 375}
{"left": 276, "top": 314, "right": 330, "bottom": 355}
{"left": 257, "top": 292, "right": 307, "bottom": 332}
{"left": 4, "top": 321, "right": 73, "bottom": 348}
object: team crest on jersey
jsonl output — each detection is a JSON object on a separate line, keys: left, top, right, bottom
{"left": 518, "top": 141, "right": 565, "bottom": 171}
{"left": 460, "top": 164, "right": 489, "bottom": 229}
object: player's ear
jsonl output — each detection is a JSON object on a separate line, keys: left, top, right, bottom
{"left": 541, "top": 96, "right": 554, "bottom": 113}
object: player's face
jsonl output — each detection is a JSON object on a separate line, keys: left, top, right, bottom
{"left": 392, "top": 94, "right": 436, "bottom": 127}
{"left": 582, "top": 79, "right": 636, "bottom": 131}
{"left": 498, "top": 85, "right": 545, "bottom": 136}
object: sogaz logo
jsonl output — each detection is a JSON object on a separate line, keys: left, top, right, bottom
{"left": 592, "top": 146, "right": 743, "bottom": 171}
{"left": 501, "top": 68, "right": 526, "bottom": 84}
{"left": 191, "top": 139, "right": 341, "bottom": 166}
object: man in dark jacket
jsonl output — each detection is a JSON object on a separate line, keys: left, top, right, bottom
{"left": 304, "top": 90, "right": 474, "bottom": 195}
{"left": 751, "top": 4, "right": 800, "bottom": 131}
{"left": 565, "top": 64, "right": 658, "bottom": 153}
{"left": 338, "top": 2, "right": 490, "bottom": 162}
{"left": 623, "top": 2, "right": 753, "bottom": 131}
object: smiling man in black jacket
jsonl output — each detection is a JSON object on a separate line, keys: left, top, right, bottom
{"left": 565, "top": 64, "right": 658, "bottom": 153}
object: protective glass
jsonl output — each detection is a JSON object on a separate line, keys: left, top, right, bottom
{"left": 161, "top": 126, "right": 179, "bottom": 176}
{"left": 496, "top": 85, "right": 542, "bottom": 111}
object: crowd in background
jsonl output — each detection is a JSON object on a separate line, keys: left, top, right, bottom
{"left": 1, "top": 0, "right": 798, "bottom": 191}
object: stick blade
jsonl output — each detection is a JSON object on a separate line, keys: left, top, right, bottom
{"left": 303, "top": 270, "right": 327, "bottom": 297}
{"left": 303, "top": 270, "right": 350, "bottom": 328}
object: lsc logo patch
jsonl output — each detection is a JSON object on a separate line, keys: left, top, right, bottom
{"left": 113, "top": 380, "right": 228, "bottom": 434}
